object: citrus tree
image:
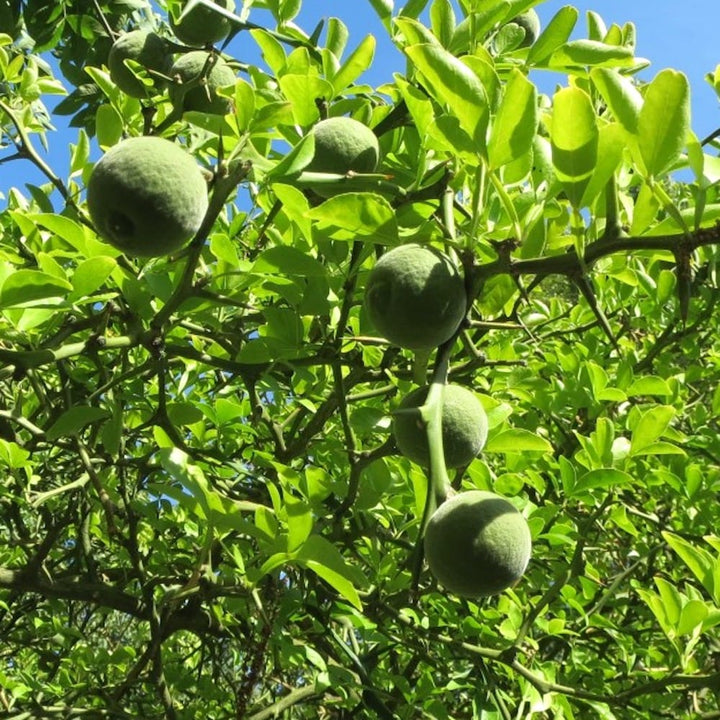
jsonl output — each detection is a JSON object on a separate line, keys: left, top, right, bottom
{"left": 1, "top": 0, "right": 720, "bottom": 718}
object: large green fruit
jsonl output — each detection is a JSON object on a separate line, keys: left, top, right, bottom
{"left": 169, "top": 51, "right": 235, "bottom": 115}
{"left": 108, "top": 30, "right": 172, "bottom": 98}
{"left": 510, "top": 9, "right": 540, "bottom": 47}
{"left": 393, "top": 384, "right": 488, "bottom": 468}
{"left": 364, "top": 244, "right": 466, "bottom": 350}
{"left": 170, "top": 0, "right": 235, "bottom": 47}
{"left": 307, "top": 117, "right": 380, "bottom": 175}
{"left": 87, "top": 136, "right": 209, "bottom": 258}
{"left": 424, "top": 490, "right": 532, "bottom": 598}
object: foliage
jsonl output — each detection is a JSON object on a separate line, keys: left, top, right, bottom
{"left": 1, "top": 0, "right": 720, "bottom": 718}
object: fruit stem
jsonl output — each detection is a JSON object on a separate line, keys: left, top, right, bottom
{"left": 421, "top": 342, "right": 454, "bottom": 517}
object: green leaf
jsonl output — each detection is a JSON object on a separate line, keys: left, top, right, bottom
{"left": 394, "top": 16, "right": 439, "bottom": 47}
{"left": 29, "top": 213, "right": 88, "bottom": 251}
{"left": 234, "top": 78, "right": 255, "bottom": 132}
{"left": 404, "top": 43, "right": 489, "bottom": 148}
{"left": 272, "top": 183, "right": 312, "bottom": 239}
{"left": 325, "top": 17, "right": 349, "bottom": 59}
{"left": 278, "top": 74, "right": 334, "bottom": 126}
{"left": 485, "top": 428, "right": 553, "bottom": 454}
{"left": 429, "top": 0, "right": 455, "bottom": 47}
{"left": 95, "top": 104, "right": 123, "bottom": 148}
{"left": 250, "top": 28, "right": 287, "bottom": 76}
{"left": 69, "top": 256, "right": 117, "bottom": 301}
{"left": 630, "top": 441, "right": 685, "bottom": 457}
{"left": 166, "top": 402, "right": 204, "bottom": 427}
{"left": 547, "top": 40, "right": 635, "bottom": 70}
{"left": 637, "top": 69, "right": 690, "bottom": 177}
{"left": 285, "top": 494, "right": 313, "bottom": 552}
{"left": 527, "top": 5, "right": 578, "bottom": 65}
{"left": 654, "top": 576, "right": 682, "bottom": 626}
{"left": 308, "top": 193, "right": 399, "bottom": 244}
{"left": 590, "top": 67, "right": 643, "bottom": 135}
{"left": 579, "top": 124, "right": 626, "bottom": 208}
{"left": 586, "top": 11, "right": 607, "bottom": 42}
{"left": 663, "top": 532, "right": 717, "bottom": 603}
{"left": 251, "top": 246, "right": 326, "bottom": 277}
{"left": 296, "top": 535, "right": 365, "bottom": 610}
{"left": 551, "top": 86, "right": 598, "bottom": 208}
{"left": 572, "top": 468, "right": 634, "bottom": 496}
{"left": 629, "top": 405, "right": 675, "bottom": 454}
{"left": 637, "top": 588, "right": 673, "bottom": 639}
{"left": 448, "top": 6, "right": 509, "bottom": 55}
{"left": 332, "top": 34, "right": 376, "bottom": 94}
{"left": 488, "top": 69, "right": 538, "bottom": 170}
{"left": 267, "top": 132, "right": 315, "bottom": 181}
{"left": 399, "top": 0, "right": 431, "bottom": 20}
{"left": 0, "top": 439, "right": 32, "bottom": 469}
{"left": 368, "top": 0, "right": 393, "bottom": 31}
{"left": 158, "top": 447, "right": 225, "bottom": 524}
{"left": 46, "top": 406, "right": 110, "bottom": 440}
{"left": 0, "top": 270, "right": 73, "bottom": 308}
{"left": 626, "top": 376, "right": 672, "bottom": 397}
{"left": 677, "top": 599, "right": 708, "bottom": 636}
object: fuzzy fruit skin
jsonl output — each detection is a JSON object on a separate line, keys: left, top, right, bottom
{"left": 307, "top": 117, "right": 380, "bottom": 175}
{"left": 364, "top": 244, "right": 466, "bottom": 351}
{"left": 169, "top": 51, "right": 235, "bottom": 115}
{"left": 511, "top": 9, "right": 540, "bottom": 47}
{"left": 424, "top": 490, "right": 532, "bottom": 598}
{"left": 393, "top": 384, "right": 488, "bottom": 468}
{"left": 87, "top": 136, "right": 209, "bottom": 258}
{"left": 108, "top": 30, "right": 171, "bottom": 98}
{"left": 170, "top": 0, "right": 235, "bottom": 46}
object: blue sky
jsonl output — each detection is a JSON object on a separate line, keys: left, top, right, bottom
{"left": 293, "top": 0, "right": 719, "bottom": 138}
{"left": 1, "top": 0, "right": 719, "bottom": 197}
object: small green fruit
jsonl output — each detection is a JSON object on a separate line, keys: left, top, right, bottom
{"left": 169, "top": 51, "right": 235, "bottom": 115}
{"left": 364, "top": 244, "right": 466, "bottom": 351}
{"left": 424, "top": 490, "right": 532, "bottom": 598}
{"left": 393, "top": 384, "right": 488, "bottom": 468}
{"left": 307, "top": 116, "right": 380, "bottom": 175}
{"left": 108, "top": 30, "right": 172, "bottom": 98}
{"left": 510, "top": 9, "right": 540, "bottom": 48}
{"left": 87, "top": 136, "right": 209, "bottom": 258}
{"left": 170, "top": 0, "right": 235, "bottom": 47}
{"left": 306, "top": 117, "right": 380, "bottom": 198}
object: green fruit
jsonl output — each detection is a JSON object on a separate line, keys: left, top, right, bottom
{"left": 169, "top": 51, "right": 235, "bottom": 115}
{"left": 108, "top": 30, "right": 172, "bottom": 98}
{"left": 170, "top": 0, "right": 235, "bottom": 47}
{"left": 87, "top": 136, "right": 209, "bottom": 258}
{"left": 510, "top": 9, "right": 540, "bottom": 48}
{"left": 393, "top": 384, "right": 488, "bottom": 468}
{"left": 364, "top": 244, "right": 466, "bottom": 351}
{"left": 424, "top": 490, "right": 532, "bottom": 598}
{"left": 307, "top": 116, "right": 380, "bottom": 175}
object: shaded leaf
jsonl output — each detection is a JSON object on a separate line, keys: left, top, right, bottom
{"left": 46, "top": 406, "right": 110, "bottom": 440}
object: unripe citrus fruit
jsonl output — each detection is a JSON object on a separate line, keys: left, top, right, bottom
{"left": 170, "top": 0, "right": 235, "bottom": 47}
{"left": 108, "top": 30, "right": 172, "bottom": 98}
{"left": 87, "top": 136, "right": 209, "bottom": 258}
{"left": 393, "top": 384, "right": 488, "bottom": 468}
{"left": 510, "top": 9, "right": 540, "bottom": 47}
{"left": 307, "top": 117, "right": 380, "bottom": 176}
{"left": 364, "top": 244, "right": 466, "bottom": 350}
{"left": 424, "top": 490, "right": 532, "bottom": 598}
{"left": 169, "top": 51, "right": 235, "bottom": 115}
